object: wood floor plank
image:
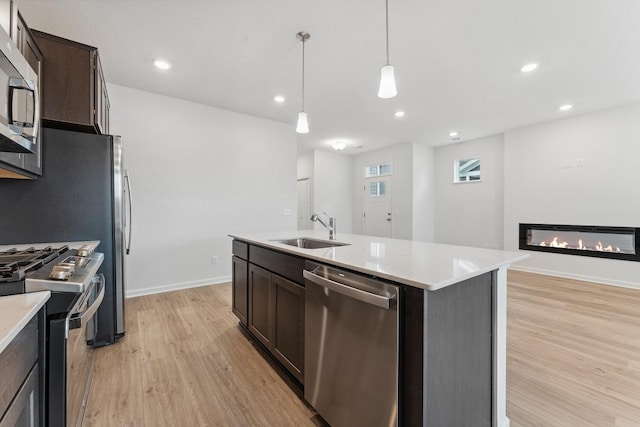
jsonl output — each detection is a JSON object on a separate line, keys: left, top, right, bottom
{"left": 84, "top": 272, "right": 640, "bottom": 426}
{"left": 507, "top": 270, "right": 640, "bottom": 427}
{"left": 83, "top": 284, "right": 315, "bottom": 427}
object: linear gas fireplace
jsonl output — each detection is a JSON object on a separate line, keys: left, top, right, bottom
{"left": 519, "top": 223, "right": 640, "bottom": 262}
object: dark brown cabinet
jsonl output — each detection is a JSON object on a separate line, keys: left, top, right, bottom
{"left": 231, "top": 256, "right": 248, "bottom": 327}
{"left": 271, "top": 274, "right": 304, "bottom": 382}
{"left": 0, "top": 315, "right": 39, "bottom": 427}
{"left": 231, "top": 240, "right": 249, "bottom": 327}
{"left": 233, "top": 240, "right": 305, "bottom": 384}
{"left": 247, "top": 265, "right": 305, "bottom": 383}
{"left": 31, "top": 30, "right": 110, "bottom": 135}
{"left": 248, "top": 263, "right": 272, "bottom": 347}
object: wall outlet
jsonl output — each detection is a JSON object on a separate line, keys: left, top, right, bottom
{"left": 282, "top": 208, "right": 293, "bottom": 216}
{"left": 211, "top": 255, "right": 218, "bottom": 265}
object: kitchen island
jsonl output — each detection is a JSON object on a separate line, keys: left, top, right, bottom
{"left": 229, "top": 231, "right": 527, "bottom": 427}
{"left": 0, "top": 291, "right": 50, "bottom": 426}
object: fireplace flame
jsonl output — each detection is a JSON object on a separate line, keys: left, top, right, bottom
{"left": 538, "top": 237, "right": 621, "bottom": 252}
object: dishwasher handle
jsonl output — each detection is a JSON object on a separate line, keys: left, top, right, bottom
{"left": 303, "top": 269, "right": 393, "bottom": 309}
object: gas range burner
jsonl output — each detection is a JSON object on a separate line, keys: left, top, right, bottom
{"left": 0, "top": 246, "right": 70, "bottom": 282}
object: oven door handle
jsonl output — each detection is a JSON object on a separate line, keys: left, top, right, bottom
{"left": 67, "top": 274, "right": 105, "bottom": 332}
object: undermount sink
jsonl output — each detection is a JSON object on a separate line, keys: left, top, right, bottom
{"left": 271, "top": 237, "right": 350, "bottom": 249}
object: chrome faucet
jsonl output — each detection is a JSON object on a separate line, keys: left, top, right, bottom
{"left": 310, "top": 212, "right": 336, "bottom": 240}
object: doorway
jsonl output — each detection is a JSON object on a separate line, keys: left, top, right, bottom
{"left": 297, "top": 178, "right": 312, "bottom": 230}
{"left": 363, "top": 175, "right": 392, "bottom": 237}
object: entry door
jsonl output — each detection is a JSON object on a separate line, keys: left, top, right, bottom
{"left": 363, "top": 177, "right": 392, "bottom": 237}
{"left": 297, "top": 178, "right": 312, "bottom": 230}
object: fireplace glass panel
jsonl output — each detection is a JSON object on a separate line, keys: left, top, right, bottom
{"left": 527, "top": 229, "right": 636, "bottom": 255}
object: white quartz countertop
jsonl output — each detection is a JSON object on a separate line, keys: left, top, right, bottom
{"left": 0, "top": 240, "right": 100, "bottom": 252}
{"left": 230, "top": 231, "right": 528, "bottom": 291}
{"left": 0, "top": 291, "right": 50, "bottom": 354}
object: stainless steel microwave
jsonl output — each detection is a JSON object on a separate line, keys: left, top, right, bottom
{"left": 0, "top": 25, "right": 39, "bottom": 154}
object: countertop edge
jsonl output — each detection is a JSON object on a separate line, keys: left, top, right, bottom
{"left": 0, "top": 291, "right": 50, "bottom": 354}
{"left": 229, "top": 233, "right": 529, "bottom": 290}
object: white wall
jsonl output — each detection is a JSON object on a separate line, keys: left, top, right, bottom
{"left": 412, "top": 143, "right": 435, "bottom": 242}
{"left": 297, "top": 151, "right": 314, "bottom": 230}
{"left": 504, "top": 103, "right": 640, "bottom": 288}
{"left": 297, "top": 151, "right": 314, "bottom": 181}
{"left": 312, "top": 150, "right": 353, "bottom": 234}
{"left": 108, "top": 84, "right": 297, "bottom": 297}
{"left": 434, "top": 134, "right": 505, "bottom": 249}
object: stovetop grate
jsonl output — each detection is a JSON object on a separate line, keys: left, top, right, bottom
{"left": 0, "top": 246, "right": 70, "bottom": 282}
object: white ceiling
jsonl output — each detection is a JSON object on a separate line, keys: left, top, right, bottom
{"left": 18, "top": 0, "right": 640, "bottom": 154}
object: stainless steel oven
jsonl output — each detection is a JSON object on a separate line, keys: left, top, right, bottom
{"left": 0, "top": 243, "right": 104, "bottom": 426}
{"left": 64, "top": 275, "right": 104, "bottom": 427}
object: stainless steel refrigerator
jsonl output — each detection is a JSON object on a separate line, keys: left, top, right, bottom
{"left": 0, "top": 127, "right": 131, "bottom": 346}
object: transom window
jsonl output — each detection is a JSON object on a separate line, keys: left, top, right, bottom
{"left": 454, "top": 158, "right": 481, "bottom": 183}
{"left": 365, "top": 162, "right": 392, "bottom": 178}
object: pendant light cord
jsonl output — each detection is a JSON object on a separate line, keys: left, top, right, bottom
{"left": 385, "top": 0, "right": 390, "bottom": 65}
{"left": 301, "top": 38, "right": 305, "bottom": 111}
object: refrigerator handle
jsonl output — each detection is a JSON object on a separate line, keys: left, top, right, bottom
{"left": 124, "top": 170, "right": 133, "bottom": 255}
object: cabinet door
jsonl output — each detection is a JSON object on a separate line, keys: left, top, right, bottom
{"left": 32, "top": 31, "right": 96, "bottom": 132}
{"left": 272, "top": 275, "right": 305, "bottom": 383}
{"left": 248, "top": 264, "right": 273, "bottom": 348}
{"left": 0, "top": 365, "right": 38, "bottom": 427}
{"left": 231, "top": 256, "right": 248, "bottom": 326}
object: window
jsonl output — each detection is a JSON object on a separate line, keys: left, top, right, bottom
{"left": 454, "top": 158, "right": 481, "bottom": 183}
{"left": 365, "top": 162, "right": 392, "bottom": 178}
{"left": 369, "top": 181, "right": 386, "bottom": 197}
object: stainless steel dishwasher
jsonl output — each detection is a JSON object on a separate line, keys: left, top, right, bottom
{"left": 303, "top": 261, "right": 400, "bottom": 427}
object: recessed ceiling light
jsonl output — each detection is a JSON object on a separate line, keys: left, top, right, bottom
{"left": 154, "top": 59, "right": 171, "bottom": 70}
{"left": 274, "top": 95, "right": 285, "bottom": 103}
{"left": 449, "top": 131, "right": 459, "bottom": 137}
{"left": 559, "top": 104, "right": 573, "bottom": 111}
{"left": 332, "top": 141, "right": 346, "bottom": 151}
{"left": 521, "top": 63, "right": 539, "bottom": 73}
{"left": 394, "top": 111, "right": 405, "bottom": 118}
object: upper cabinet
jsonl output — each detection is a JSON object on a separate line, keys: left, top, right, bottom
{"left": 31, "top": 30, "right": 110, "bottom": 135}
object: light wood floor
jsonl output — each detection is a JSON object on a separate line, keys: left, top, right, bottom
{"left": 507, "top": 271, "right": 640, "bottom": 427}
{"left": 83, "top": 272, "right": 640, "bottom": 426}
{"left": 83, "top": 284, "right": 316, "bottom": 427}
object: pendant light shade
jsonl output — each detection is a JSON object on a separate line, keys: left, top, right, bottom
{"left": 296, "top": 31, "right": 310, "bottom": 133}
{"left": 378, "top": 0, "right": 397, "bottom": 99}
{"left": 378, "top": 64, "right": 397, "bottom": 98}
{"left": 296, "top": 111, "right": 309, "bottom": 133}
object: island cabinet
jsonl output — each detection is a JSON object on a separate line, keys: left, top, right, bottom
{"left": 31, "top": 30, "right": 110, "bottom": 135}
{"left": 231, "top": 241, "right": 248, "bottom": 327}
{"left": 0, "top": 315, "right": 39, "bottom": 427}
{"left": 232, "top": 241, "right": 305, "bottom": 384}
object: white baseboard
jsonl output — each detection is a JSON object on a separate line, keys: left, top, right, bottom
{"left": 509, "top": 265, "right": 640, "bottom": 290}
{"left": 125, "top": 275, "right": 232, "bottom": 298}
{"left": 501, "top": 416, "right": 510, "bottom": 427}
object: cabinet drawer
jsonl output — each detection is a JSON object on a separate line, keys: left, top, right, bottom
{"left": 232, "top": 240, "right": 248, "bottom": 260}
{"left": 0, "top": 316, "right": 38, "bottom": 417}
{"left": 249, "top": 245, "right": 305, "bottom": 284}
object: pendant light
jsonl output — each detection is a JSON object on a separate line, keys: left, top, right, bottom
{"left": 378, "top": 0, "right": 397, "bottom": 98}
{"left": 296, "top": 31, "right": 310, "bottom": 133}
